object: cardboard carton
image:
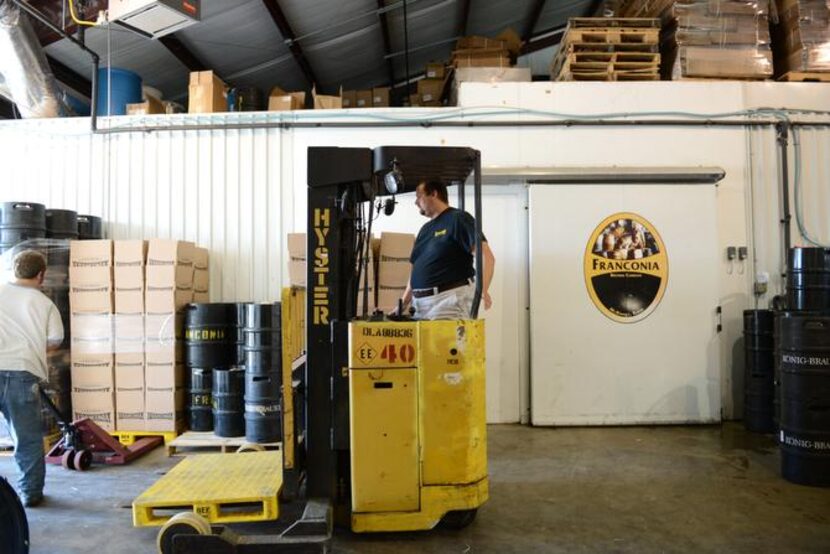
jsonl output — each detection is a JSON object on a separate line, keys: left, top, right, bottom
{"left": 268, "top": 87, "right": 306, "bottom": 111}
{"left": 114, "top": 313, "right": 144, "bottom": 354}
{"left": 425, "top": 63, "right": 446, "bottom": 79}
{"left": 126, "top": 96, "right": 164, "bottom": 115}
{"left": 70, "top": 240, "right": 112, "bottom": 267}
{"left": 288, "top": 233, "right": 306, "bottom": 287}
{"left": 69, "top": 288, "right": 113, "bottom": 314}
{"left": 115, "top": 352, "right": 145, "bottom": 391}
{"left": 188, "top": 71, "right": 226, "bottom": 114}
{"left": 114, "top": 241, "right": 145, "bottom": 313}
{"left": 145, "top": 286, "right": 193, "bottom": 314}
{"left": 372, "top": 87, "right": 391, "bottom": 107}
{"left": 342, "top": 90, "right": 357, "bottom": 108}
{"left": 313, "top": 86, "right": 343, "bottom": 109}
{"left": 192, "top": 247, "right": 209, "bottom": 271}
{"left": 144, "top": 387, "right": 184, "bottom": 432}
{"left": 355, "top": 90, "right": 373, "bottom": 108}
{"left": 379, "top": 232, "right": 415, "bottom": 263}
{"left": 146, "top": 240, "right": 195, "bottom": 289}
{"left": 72, "top": 389, "right": 116, "bottom": 431}
{"left": 192, "top": 291, "right": 210, "bottom": 303}
{"left": 417, "top": 78, "right": 444, "bottom": 104}
{"left": 116, "top": 390, "right": 145, "bottom": 431}
{"left": 71, "top": 354, "right": 115, "bottom": 387}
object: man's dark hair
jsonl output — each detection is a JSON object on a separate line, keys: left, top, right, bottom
{"left": 421, "top": 180, "right": 448, "bottom": 204}
{"left": 14, "top": 250, "right": 46, "bottom": 279}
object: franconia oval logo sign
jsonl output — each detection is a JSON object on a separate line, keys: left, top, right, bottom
{"left": 584, "top": 212, "right": 668, "bottom": 323}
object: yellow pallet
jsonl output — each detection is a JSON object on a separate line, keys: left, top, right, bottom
{"left": 133, "top": 450, "right": 283, "bottom": 527}
{"left": 111, "top": 430, "right": 178, "bottom": 446}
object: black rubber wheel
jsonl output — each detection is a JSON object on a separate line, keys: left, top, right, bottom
{"left": 73, "top": 449, "right": 93, "bottom": 471}
{"left": 439, "top": 508, "right": 478, "bottom": 530}
{"left": 0, "top": 477, "right": 30, "bottom": 553}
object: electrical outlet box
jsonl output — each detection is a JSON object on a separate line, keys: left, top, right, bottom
{"left": 108, "top": 0, "right": 200, "bottom": 38}
{"left": 738, "top": 246, "right": 748, "bottom": 260}
{"left": 726, "top": 246, "right": 737, "bottom": 260}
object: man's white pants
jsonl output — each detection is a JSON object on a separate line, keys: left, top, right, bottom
{"left": 412, "top": 282, "right": 475, "bottom": 320}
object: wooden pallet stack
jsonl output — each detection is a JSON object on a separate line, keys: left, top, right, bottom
{"left": 550, "top": 18, "right": 662, "bottom": 81}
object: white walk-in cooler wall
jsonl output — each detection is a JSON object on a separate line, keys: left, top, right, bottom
{"left": 0, "top": 81, "right": 828, "bottom": 425}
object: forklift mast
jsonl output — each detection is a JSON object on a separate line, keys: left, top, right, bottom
{"left": 304, "top": 146, "right": 483, "bottom": 504}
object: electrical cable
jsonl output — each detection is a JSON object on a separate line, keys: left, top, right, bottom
{"left": 68, "top": 0, "right": 96, "bottom": 27}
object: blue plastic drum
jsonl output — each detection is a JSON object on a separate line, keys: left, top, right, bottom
{"left": 96, "top": 67, "right": 142, "bottom": 116}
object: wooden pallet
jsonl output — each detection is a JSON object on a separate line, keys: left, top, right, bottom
{"left": 566, "top": 42, "right": 659, "bottom": 54}
{"left": 166, "top": 431, "right": 282, "bottom": 457}
{"left": 778, "top": 71, "right": 830, "bottom": 83}
{"left": 559, "top": 71, "right": 661, "bottom": 82}
{"left": 557, "top": 51, "right": 660, "bottom": 81}
{"left": 562, "top": 27, "right": 659, "bottom": 46}
{"left": 569, "top": 17, "right": 661, "bottom": 29}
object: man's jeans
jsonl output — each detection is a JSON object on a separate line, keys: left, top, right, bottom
{"left": 0, "top": 371, "right": 44, "bottom": 500}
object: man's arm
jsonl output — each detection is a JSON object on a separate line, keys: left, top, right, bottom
{"left": 473, "top": 241, "right": 495, "bottom": 310}
{"left": 46, "top": 305, "right": 64, "bottom": 352}
{"left": 397, "top": 275, "right": 413, "bottom": 315}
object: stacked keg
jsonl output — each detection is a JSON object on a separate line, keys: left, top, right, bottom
{"left": 76, "top": 215, "right": 103, "bottom": 240}
{"left": 42, "top": 209, "right": 78, "bottom": 434}
{"left": 778, "top": 247, "right": 830, "bottom": 487}
{"left": 742, "top": 309, "right": 775, "bottom": 433}
{"left": 183, "top": 303, "right": 242, "bottom": 436}
{"left": 242, "top": 303, "right": 282, "bottom": 443}
{"left": 0, "top": 202, "right": 46, "bottom": 255}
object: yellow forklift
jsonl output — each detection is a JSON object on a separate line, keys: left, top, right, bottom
{"left": 148, "top": 146, "right": 488, "bottom": 552}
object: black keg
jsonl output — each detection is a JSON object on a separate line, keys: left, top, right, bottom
{"left": 213, "top": 367, "right": 245, "bottom": 437}
{"left": 0, "top": 201, "right": 46, "bottom": 254}
{"left": 76, "top": 215, "right": 103, "bottom": 240}
{"left": 243, "top": 303, "right": 282, "bottom": 375}
{"left": 773, "top": 312, "right": 782, "bottom": 427}
{"left": 743, "top": 309, "right": 775, "bottom": 433}
{"left": 235, "top": 303, "right": 246, "bottom": 366}
{"left": 0, "top": 477, "right": 29, "bottom": 554}
{"left": 234, "top": 86, "right": 263, "bottom": 112}
{"left": 778, "top": 312, "right": 830, "bottom": 487}
{"left": 188, "top": 367, "right": 213, "bottom": 432}
{"left": 184, "top": 303, "right": 237, "bottom": 369}
{"left": 45, "top": 209, "right": 78, "bottom": 239}
{"left": 787, "top": 247, "right": 830, "bottom": 312}
{"left": 244, "top": 372, "right": 281, "bottom": 443}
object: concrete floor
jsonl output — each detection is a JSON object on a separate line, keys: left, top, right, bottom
{"left": 1, "top": 424, "right": 828, "bottom": 553}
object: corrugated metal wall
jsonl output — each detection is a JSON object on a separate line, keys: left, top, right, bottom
{"left": 0, "top": 118, "right": 285, "bottom": 302}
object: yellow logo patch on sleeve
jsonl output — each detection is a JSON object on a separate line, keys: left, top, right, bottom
{"left": 434, "top": 229, "right": 447, "bottom": 237}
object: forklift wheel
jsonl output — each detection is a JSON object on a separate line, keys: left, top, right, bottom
{"left": 235, "top": 443, "right": 265, "bottom": 453}
{"left": 157, "top": 512, "right": 212, "bottom": 554}
{"left": 439, "top": 509, "right": 478, "bottom": 530}
{"left": 73, "top": 450, "right": 92, "bottom": 471}
{"left": 61, "top": 450, "right": 76, "bottom": 470}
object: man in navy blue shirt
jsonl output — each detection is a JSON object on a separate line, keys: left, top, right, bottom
{"left": 398, "top": 180, "right": 495, "bottom": 320}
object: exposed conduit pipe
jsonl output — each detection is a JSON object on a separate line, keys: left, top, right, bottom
{"left": 8, "top": 0, "right": 99, "bottom": 130}
{"left": 0, "top": 0, "right": 65, "bottom": 118}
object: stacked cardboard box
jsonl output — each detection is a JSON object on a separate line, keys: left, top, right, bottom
{"left": 193, "top": 247, "right": 209, "bottom": 303}
{"left": 69, "top": 240, "right": 115, "bottom": 430}
{"left": 268, "top": 87, "right": 306, "bottom": 111}
{"left": 377, "top": 233, "right": 415, "bottom": 313}
{"left": 416, "top": 66, "right": 447, "bottom": 107}
{"left": 312, "top": 87, "right": 342, "bottom": 109}
{"left": 287, "top": 233, "right": 306, "bottom": 288}
{"left": 113, "top": 241, "right": 147, "bottom": 431}
{"left": 144, "top": 240, "right": 196, "bottom": 432}
{"left": 773, "top": 0, "right": 830, "bottom": 76}
{"left": 453, "top": 36, "right": 511, "bottom": 68}
{"left": 667, "top": 1, "right": 773, "bottom": 79}
{"left": 357, "top": 237, "right": 380, "bottom": 315}
{"left": 188, "top": 71, "right": 227, "bottom": 114}
{"left": 340, "top": 87, "right": 391, "bottom": 108}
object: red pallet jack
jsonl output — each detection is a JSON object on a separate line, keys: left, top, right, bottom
{"left": 40, "top": 387, "right": 162, "bottom": 471}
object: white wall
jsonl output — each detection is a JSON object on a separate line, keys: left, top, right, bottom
{"left": 1, "top": 82, "right": 828, "bottom": 422}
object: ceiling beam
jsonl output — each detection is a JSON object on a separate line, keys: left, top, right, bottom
{"left": 261, "top": 0, "right": 318, "bottom": 88}
{"left": 159, "top": 34, "right": 209, "bottom": 73}
{"left": 519, "top": 24, "right": 566, "bottom": 56}
{"left": 456, "top": 0, "right": 471, "bottom": 38}
{"left": 522, "top": 0, "right": 547, "bottom": 43}
{"left": 377, "top": 0, "right": 396, "bottom": 88}
{"left": 47, "top": 55, "right": 92, "bottom": 98}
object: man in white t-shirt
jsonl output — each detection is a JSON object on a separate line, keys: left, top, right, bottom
{"left": 0, "top": 250, "right": 64, "bottom": 507}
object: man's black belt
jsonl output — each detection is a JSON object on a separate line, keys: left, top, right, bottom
{"left": 412, "top": 279, "right": 471, "bottom": 298}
